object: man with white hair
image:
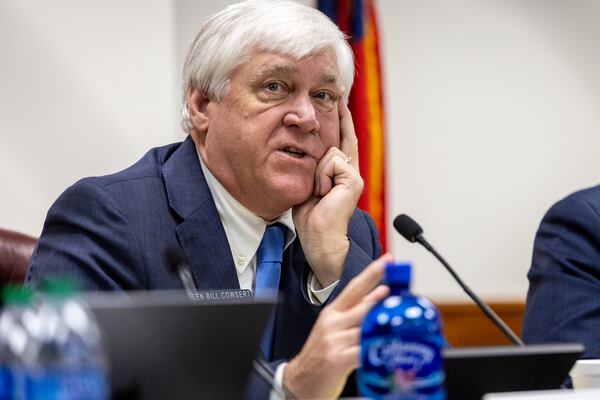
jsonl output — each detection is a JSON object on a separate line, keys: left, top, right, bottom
{"left": 26, "top": 1, "right": 387, "bottom": 398}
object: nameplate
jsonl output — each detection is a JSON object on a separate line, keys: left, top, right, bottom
{"left": 189, "top": 289, "right": 253, "bottom": 302}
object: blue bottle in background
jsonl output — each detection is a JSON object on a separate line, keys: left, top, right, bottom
{"left": 358, "top": 262, "right": 446, "bottom": 399}
{"left": 23, "top": 280, "right": 109, "bottom": 400}
{"left": 0, "top": 286, "right": 36, "bottom": 400}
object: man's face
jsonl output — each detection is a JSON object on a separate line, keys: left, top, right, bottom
{"left": 192, "top": 49, "right": 343, "bottom": 219}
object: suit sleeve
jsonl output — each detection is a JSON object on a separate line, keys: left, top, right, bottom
{"left": 25, "top": 180, "right": 147, "bottom": 291}
{"left": 522, "top": 191, "right": 600, "bottom": 358}
{"left": 325, "top": 209, "right": 382, "bottom": 305}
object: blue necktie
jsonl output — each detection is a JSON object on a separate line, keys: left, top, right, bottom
{"left": 255, "top": 223, "right": 286, "bottom": 360}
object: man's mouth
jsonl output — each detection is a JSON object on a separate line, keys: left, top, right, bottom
{"left": 283, "top": 146, "right": 306, "bottom": 158}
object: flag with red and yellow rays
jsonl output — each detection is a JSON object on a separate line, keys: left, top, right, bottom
{"left": 318, "top": 0, "right": 387, "bottom": 250}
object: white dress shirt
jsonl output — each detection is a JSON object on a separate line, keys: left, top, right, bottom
{"left": 198, "top": 152, "right": 338, "bottom": 303}
{"left": 198, "top": 152, "right": 340, "bottom": 399}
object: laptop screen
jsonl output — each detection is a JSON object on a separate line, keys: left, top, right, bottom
{"left": 85, "top": 291, "right": 276, "bottom": 400}
{"left": 443, "top": 343, "right": 584, "bottom": 400}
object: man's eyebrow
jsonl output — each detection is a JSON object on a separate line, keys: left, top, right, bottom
{"left": 254, "top": 64, "right": 298, "bottom": 80}
{"left": 252, "top": 64, "right": 341, "bottom": 89}
{"left": 320, "top": 73, "right": 339, "bottom": 84}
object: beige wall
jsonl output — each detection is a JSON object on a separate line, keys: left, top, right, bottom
{"left": 0, "top": 0, "right": 178, "bottom": 236}
{"left": 379, "top": 0, "right": 600, "bottom": 299}
{"left": 2, "top": 0, "right": 600, "bottom": 300}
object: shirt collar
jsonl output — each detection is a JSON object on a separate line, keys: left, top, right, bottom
{"left": 197, "top": 150, "right": 296, "bottom": 275}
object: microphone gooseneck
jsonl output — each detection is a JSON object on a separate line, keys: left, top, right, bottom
{"left": 393, "top": 214, "right": 524, "bottom": 347}
{"left": 166, "top": 247, "right": 198, "bottom": 300}
{"left": 253, "top": 359, "right": 296, "bottom": 400}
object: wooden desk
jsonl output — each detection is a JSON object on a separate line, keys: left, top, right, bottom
{"left": 436, "top": 301, "right": 525, "bottom": 347}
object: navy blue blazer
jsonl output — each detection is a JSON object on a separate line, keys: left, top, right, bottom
{"left": 26, "top": 136, "right": 381, "bottom": 397}
{"left": 522, "top": 185, "right": 600, "bottom": 359}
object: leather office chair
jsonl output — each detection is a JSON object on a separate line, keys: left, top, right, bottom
{"left": 0, "top": 228, "right": 37, "bottom": 285}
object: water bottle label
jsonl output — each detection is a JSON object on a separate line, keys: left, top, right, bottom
{"left": 24, "top": 367, "right": 108, "bottom": 400}
{"left": 359, "top": 335, "right": 445, "bottom": 399}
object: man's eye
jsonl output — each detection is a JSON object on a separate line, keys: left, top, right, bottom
{"left": 313, "top": 91, "right": 337, "bottom": 110}
{"left": 265, "top": 82, "right": 283, "bottom": 92}
{"left": 314, "top": 91, "right": 334, "bottom": 102}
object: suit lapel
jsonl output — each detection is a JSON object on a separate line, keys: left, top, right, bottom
{"left": 161, "top": 137, "right": 239, "bottom": 290}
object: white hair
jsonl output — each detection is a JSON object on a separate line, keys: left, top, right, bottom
{"left": 181, "top": 0, "right": 355, "bottom": 133}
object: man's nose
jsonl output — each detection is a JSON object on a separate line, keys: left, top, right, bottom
{"left": 283, "top": 96, "right": 320, "bottom": 133}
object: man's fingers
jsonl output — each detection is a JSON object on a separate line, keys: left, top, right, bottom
{"left": 325, "top": 327, "right": 361, "bottom": 349}
{"left": 332, "top": 254, "right": 392, "bottom": 311}
{"left": 363, "top": 284, "right": 391, "bottom": 304}
{"left": 313, "top": 149, "right": 354, "bottom": 196}
{"left": 338, "top": 99, "right": 359, "bottom": 170}
{"left": 333, "top": 285, "right": 390, "bottom": 329}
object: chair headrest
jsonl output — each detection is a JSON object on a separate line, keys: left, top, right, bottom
{"left": 0, "top": 228, "right": 38, "bottom": 285}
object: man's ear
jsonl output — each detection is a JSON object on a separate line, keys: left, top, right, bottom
{"left": 187, "top": 87, "right": 211, "bottom": 133}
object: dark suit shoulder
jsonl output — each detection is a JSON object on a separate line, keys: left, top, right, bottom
{"left": 571, "top": 184, "right": 600, "bottom": 202}
{"left": 538, "top": 185, "right": 600, "bottom": 264}
{"left": 523, "top": 184, "right": 600, "bottom": 358}
{"left": 68, "top": 142, "right": 184, "bottom": 218}
{"left": 26, "top": 141, "right": 188, "bottom": 291}
{"left": 80, "top": 141, "right": 182, "bottom": 189}
{"left": 549, "top": 184, "right": 600, "bottom": 218}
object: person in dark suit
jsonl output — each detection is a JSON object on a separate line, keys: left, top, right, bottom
{"left": 522, "top": 184, "right": 600, "bottom": 359}
{"left": 26, "top": 1, "right": 391, "bottom": 398}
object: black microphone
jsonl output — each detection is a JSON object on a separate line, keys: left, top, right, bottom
{"left": 393, "top": 214, "right": 524, "bottom": 346}
{"left": 166, "top": 247, "right": 198, "bottom": 300}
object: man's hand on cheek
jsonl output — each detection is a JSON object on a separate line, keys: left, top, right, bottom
{"left": 293, "top": 100, "right": 363, "bottom": 287}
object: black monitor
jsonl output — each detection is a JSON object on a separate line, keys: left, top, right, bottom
{"left": 85, "top": 291, "right": 276, "bottom": 400}
{"left": 443, "top": 343, "right": 584, "bottom": 400}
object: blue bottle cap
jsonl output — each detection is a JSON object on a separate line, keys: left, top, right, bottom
{"left": 385, "top": 262, "right": 411, "bottom": 285}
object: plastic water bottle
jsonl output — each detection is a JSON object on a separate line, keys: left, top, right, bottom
{"left": 358, "top": 262, "right": 446, "bottom": 399}
{"left": 23, "top": 280, "right": 109, "bottom": 400}
{"left": 0, "top": 286, "right": 36, "bottom": 400}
